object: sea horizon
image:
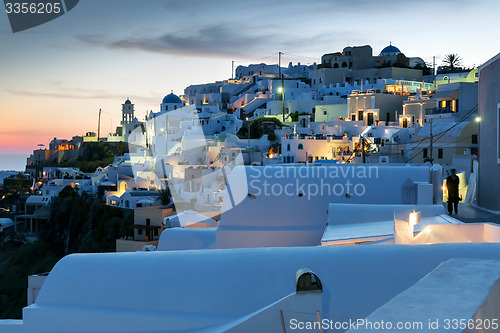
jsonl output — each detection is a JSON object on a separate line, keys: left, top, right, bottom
{"left": 0, "top": 153, "right": 29, "bottom": 172}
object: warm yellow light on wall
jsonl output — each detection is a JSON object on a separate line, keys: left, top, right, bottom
{"left": 409, "top": 211, "right": 421, "bottom": 227}
{"left": 451, "top": 100, "right": 457, "bottom": 112}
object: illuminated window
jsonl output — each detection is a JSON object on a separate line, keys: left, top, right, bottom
{"left": 451, "top": 100, "right": 457, "bottom": 112}
{"left": 441, "top": 100, "right": 447, "bottom": 108}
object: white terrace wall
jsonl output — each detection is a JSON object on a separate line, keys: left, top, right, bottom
{"left": 215, "top": 165, "right": 438, "bottom": 248}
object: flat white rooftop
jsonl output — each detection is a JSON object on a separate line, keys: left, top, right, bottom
{"left": 322, "top": 215, "right": 459, "bottom": 245}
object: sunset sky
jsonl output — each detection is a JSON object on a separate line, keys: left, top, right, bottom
{"left": 0, "top": 0, "right": 498, "bottom": 170}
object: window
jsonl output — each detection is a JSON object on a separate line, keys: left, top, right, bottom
{"left": 323, "top": 111, "right": 327, "bottom": 116}
{"left": 472, "top": 135, "right": 478, "bottom": 144}
{"left": 125, "top": 200, "right": 129, "bottom": 208}
{"left": 358, "top": 111, "right": 364, "bottom": 121}
{"left": 401, "top": 150, "right": 405, "bottom": 157}
{"left": 423, "top": 148, "right": 428, "bottom": 159}
{"left": 146, "top": 218, "right": 150, "bottom": 226}
{"left": 287, "top": 144, "right": 290, "bottom": 151}
{"left": 138, "top": 228, "right": 142, "bottom": 235}
{"left": 298, "top": 144, "right": 304, "bottom": 150}
{"left": 438, "top": 149, "right": 443, "bottom": 159}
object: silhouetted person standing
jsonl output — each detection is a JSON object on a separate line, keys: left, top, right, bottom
{"left": 446, "top": 169, "right": 460, "bottom": 214}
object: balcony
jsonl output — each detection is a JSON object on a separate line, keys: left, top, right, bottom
{"left": 425, "top": 106, "right": 454, "bottom": 115}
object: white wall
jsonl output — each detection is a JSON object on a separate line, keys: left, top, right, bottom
{"left": 18, "top": 244, "right": 500, "bottom": 332}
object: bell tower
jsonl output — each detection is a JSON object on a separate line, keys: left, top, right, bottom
{"left": 121, "top": 99, "right": 135, "bottom": 125}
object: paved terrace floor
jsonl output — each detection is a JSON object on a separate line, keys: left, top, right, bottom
{"left": 451, "top": 203, "right": 500, "bottom": 224}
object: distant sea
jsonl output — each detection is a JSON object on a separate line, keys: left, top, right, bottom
{"left": 0, "top": 154, "right": 27, "bottom": 173}
{"left": 0, "top": 170, "right": 20, "bottom": 185}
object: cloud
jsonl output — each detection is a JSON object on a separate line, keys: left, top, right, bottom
{"left": 76, "top": 0, "right": 478, "bottom": 62}
{"left": 77, "top": 25, "right": 282, "bottom": 59}
{"left": 5, "top": 87, "right": 159, "bottom": 106}
{"left": 76, "top": 24, "right": 362, "bottom": 63}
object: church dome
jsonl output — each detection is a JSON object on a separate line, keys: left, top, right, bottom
{"left": 162, "top": 92, "right": 182, "bottom": 104}
{"left": 124, "top": 99, "right": 132, "bottom": 104}
{"left": 379, "top": 44, "right": 401, "bottom": 56}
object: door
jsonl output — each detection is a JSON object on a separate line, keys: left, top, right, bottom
{"left": 402, "top": 118, "right": 408, "bottom": 128}
{"left": 367, "top": 113, "right": 374, "bottom": 126}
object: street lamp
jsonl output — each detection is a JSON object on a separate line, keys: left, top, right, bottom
{"left": 245, "top": 117, "right": 251, "bottom": 148}
{"left": 278, "top": 84, "right": 285, "bottom": 121}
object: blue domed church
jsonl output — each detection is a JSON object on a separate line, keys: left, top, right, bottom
{"left": 377, "top": 43, "right": 409, "bottom": 67}
{"left": 160, "top": 91, "right": 184, "bottom": 112}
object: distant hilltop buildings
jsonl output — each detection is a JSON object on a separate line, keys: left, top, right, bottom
{"left": 20, "top": 42, "right": 482, "bottom": 216}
